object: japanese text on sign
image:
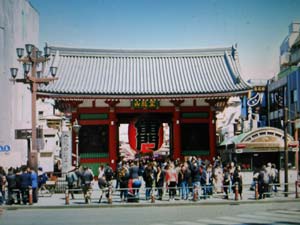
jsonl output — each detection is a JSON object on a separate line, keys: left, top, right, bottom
{"left": 131, "top": 99, "right": 159, "bottom": 109}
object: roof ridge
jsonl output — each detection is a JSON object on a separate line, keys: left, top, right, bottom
{"left": 49, "top": 46, "right": 233, "bottom": 57}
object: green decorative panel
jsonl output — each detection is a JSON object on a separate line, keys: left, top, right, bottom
{"left": 80, "top": 153, "right": 109, "bottom": 158}
{"left": 181, "top": 112, "right": 209, "bottom": 118}
{"left": 181, "top": 150, "right": 210, "bottom": 156}
{"left": 80, "top": 113, "right": 108, "bottom": 120}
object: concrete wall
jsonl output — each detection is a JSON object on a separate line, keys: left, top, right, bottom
{"left": 0, "top": 0, "right": 39, "bottom": 169}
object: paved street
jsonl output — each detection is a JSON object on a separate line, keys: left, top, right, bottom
{"left": 1, "top": 202, "right": 300, "bottom": 225}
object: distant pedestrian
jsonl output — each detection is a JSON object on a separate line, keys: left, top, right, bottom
{"left": 223, "top": 167, "right": 230, "bottom": 199}
{"left": 270, "top": 164, "right": 279, "bottom": 193}
{"left": 19, "top": 166, "right": 32, "bottom": 204}
{"left": 66, "top": 167, "right": 78, "bottom": 199}
{"left": 30, "top": 167, "right": 38, "bottom": 203}
{"left": 117, "top": 162, "right": 129, "bottom": 202}
{"left": 155, "top": 165, "right": 165, "bottom": 200}
{"left": 165, "top": 163, "right": 178, "bottom": 201}
{"left": 232, "top": 166, "right": 243, "bottom": 200}
{"left": 6, "top": 168, "right": 16, "bottom": 205}
{"left": 81, "top": 166, "right": 94, "bottom": 204}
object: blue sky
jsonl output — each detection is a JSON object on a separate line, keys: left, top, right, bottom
{"left": 30, "top": 0, "right": 300, "bottom": 80}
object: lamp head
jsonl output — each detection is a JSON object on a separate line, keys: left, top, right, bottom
{"left": 25, "top": 44, "right": 34, "bottom": 56}
{"left": 10, "top": 68, "right": 18, "bottom": 79}
{"left": 16, "top": 48, "right": 24, "bottom": 58}
{"left": 23, "top": 63, "right": 31, "bottom": 75}
{"left": 44, "top": 43, "right": 50, "bottom": 58}
{"left": 73, "top": 119, "right": 81, "bottom": 134}
{"left": 50, "top": 66, "right": 57, "bottom": 77}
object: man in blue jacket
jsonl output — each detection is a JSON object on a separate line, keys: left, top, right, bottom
{"left": 20, "top": 166, "right": 32, "bottom": 204}
{"left": 30, "top": 167, "right": 38, "bottom": 203}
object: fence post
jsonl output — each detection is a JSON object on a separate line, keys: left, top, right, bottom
{"left": 296, "top": 180, "right": 299, "bottom": 199}
{"left": 235, "top": 182, "right": 239, "bottom": 201}
{"left": 65, "top": 188, "right": 69, "bottom": 205}
{"left": 151, "top": 183, "right": 155, "bottom": 203}
{"left": 255, "top": 181, "right": 259, "bottom": 200}
{"left": 28, "top": 186, "right": 33, "bottom": 205}
{"left": 108, "top": 185, "right": 112, "bottom": 204}
{"left": 193, "top": 185, "right": 198, "bottom": 201}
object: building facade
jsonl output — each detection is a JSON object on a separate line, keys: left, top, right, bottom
{"left": 0, "top": 0, "right": 39, "bottom": 168}
{"left": 37, "top": 46, "right": 250, "bottom": 171}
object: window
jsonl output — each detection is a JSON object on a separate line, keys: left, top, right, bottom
{"left": 79, "top": 125, "right": 109, "bottom": 153}
{"left": 291, "top": 89, "right": 298, "bottom": 103}
{"left": 181, "top": 123, "right": 210, "bottom": 156}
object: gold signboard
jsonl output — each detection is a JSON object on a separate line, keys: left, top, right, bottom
{"left": 131, "top": 99, "right": 160, "bottom": 109}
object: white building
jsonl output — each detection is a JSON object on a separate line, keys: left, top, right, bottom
{"left": 0, "top": 0, "right": 39, "bottom": 169}
{"left": 280, "top": 21, "right": 300, "bottom": 71}
{"left": 0, "top": 0, "right": 63, "bottom": 171}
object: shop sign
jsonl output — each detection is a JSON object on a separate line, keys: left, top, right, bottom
{"left": 15, "top": 129, "right": 32, "bottom": 139}
{"left": 0, "top": 145, "right": 11, "bottom": 152}
{"left": 131, "top": 99, "right": 159, "bottom": 109}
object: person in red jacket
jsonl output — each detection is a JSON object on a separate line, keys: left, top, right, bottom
{"left": 165, "top": 163, "right": 178, "bottom": 201}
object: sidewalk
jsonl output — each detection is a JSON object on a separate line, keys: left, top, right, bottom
{"left": 3, "top": 184, "right": 300, "bottom": 209}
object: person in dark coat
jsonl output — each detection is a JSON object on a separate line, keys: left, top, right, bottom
{"left": 143, "top": 162, "right": 155, "bottom": 200}
{"left": 188, "top": 157, "right": 201, "bottom": 200}
{"left": 6, "top": 167, "right": 17, "bottom": 205}
{"left": 81, "top": 167, "right": 94, "bottom": 204}
{"left": 0, "top": 166, "right": 6, "bottom": 205}
{"left": 129, "top": 161, "right": 141, "bottom": 198}
{"left": 19, "top": 166, "right": 32, "bottom": 204}
{"left": 15, "top": 168, "right": 22, "bottom": 204}
{"left": 155, "top": 165, "right": 165, "bottom": 200}
{"left": 117, "top": 163, "right": 130, "bottom": 202}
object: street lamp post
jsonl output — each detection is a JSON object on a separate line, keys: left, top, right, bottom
{"left": 73, "top": 119, "right": 81, "bottom": 167}
{"left": 10, "top": 43, "right": 58, "bottom": 170}
{"left": 284, "top": 107, "right": 289, "bottom": 197}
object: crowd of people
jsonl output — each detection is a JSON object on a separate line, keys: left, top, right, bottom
{"left": 0, "top": 165, "right": 48, "bottom": 205}
{"left": 0, "top": 158, "right": 280, "bottom": 205}
{"left": 66, "top": 156, "right": 248, "bottom": 203}
{"left": 109, "top": 157, "right": 279, "bottom": 202}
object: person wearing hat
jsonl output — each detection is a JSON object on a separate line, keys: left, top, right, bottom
{"left": 66, "top": 167, "right": 78, "bottom": 199}
{"left": 81, "top": 166, "right": 93, "bottom": 204}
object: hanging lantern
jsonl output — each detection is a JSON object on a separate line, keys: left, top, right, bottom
{"left": 128, "top": 117, "right": 163, "bottom": 154}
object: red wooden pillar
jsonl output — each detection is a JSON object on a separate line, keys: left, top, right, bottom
{"left": 209, "top": 108, "right": 216, "bottom": 160}
{"left": 206, "top": 100, "right": 217, "bottom": 160}
{"left": 171, "top": 100, "right": 184, "bottom": 160}
{"left": 106, "top": 100, "right": 120, "bottom": 171}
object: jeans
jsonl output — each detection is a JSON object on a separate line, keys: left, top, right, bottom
{"left": 145, "top": 187, "right": 151, "bottom": 200}
{"left": 181, "top": 181, "right": 189, "bottom": 199}
{"left": 192, "top": 181, "right": 201, "bottom": 199}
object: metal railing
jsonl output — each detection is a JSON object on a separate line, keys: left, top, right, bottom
{"left": 63, "top": 181, "right": 300, "bottom": 205}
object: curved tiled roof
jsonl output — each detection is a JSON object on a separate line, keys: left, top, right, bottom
{"left": 38, "top": 46, "right": 250, "bottom": 98}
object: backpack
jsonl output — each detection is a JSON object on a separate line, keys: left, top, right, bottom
{"left": 117, "top": 168, "right": 126, "bottom": 181}
{"left": 105, "top": 167, "right": 113, "bottom": 181}
{"left": 263, "top": 172, "right": 270, "bottom": 184}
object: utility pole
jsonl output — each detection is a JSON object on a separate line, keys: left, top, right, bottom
{"left": 284, "top": 107, "right": 289, "bottom": 197}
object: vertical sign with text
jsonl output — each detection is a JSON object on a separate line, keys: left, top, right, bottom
{"left": 61, "top": 131, "right": 72, "bottom": 174}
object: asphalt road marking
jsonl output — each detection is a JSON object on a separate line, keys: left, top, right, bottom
{"left": 174, "top": 221, "right": 204, "bottom": 225}
{"left": 137, "top": 208, "right": 300, "bottom": 225}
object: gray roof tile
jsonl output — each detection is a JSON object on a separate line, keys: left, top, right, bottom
{"left": 38, "top": 46, "right": 250, "bottom": 97}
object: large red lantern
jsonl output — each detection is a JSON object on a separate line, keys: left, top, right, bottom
{"left": 128, "top": 117, "right": 163, "bottom": 154}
